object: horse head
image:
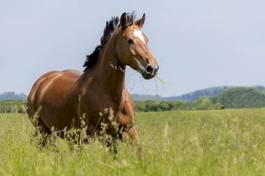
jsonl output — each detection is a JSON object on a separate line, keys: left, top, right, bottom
{"left": 115, "top": 13, "right": 159, "bottom": 79}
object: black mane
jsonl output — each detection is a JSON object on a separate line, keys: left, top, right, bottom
{"left": 83, "top": 12, "right": 136, "bottom": 71}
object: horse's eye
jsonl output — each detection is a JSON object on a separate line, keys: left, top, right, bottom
{"left": 128, "top": 39, "right": 134, "bottom": 44}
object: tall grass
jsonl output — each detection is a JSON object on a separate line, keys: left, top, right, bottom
{"left": 0, "top": 109, "right": 265, "bottom": 175}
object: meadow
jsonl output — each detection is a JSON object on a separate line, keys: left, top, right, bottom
{"left": 0, "top": 109, "right": 265, "bottom": 176}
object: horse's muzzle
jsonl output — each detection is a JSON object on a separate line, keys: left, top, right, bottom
{"left": 142, "top": 64, "right": 159, "bottom": 79}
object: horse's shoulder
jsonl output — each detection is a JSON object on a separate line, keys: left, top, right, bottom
{"left": 124, "top": 89, "right": 133, "bottom": 101}
{"left": 122, "top": 90, "right": 135, "bottom": 114}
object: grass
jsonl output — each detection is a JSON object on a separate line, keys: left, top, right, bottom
{"left": 0, "top": 109, "right": 265, "bottom": 175}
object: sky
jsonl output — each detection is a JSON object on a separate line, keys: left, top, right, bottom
{"left": 1, "top": 0, "right": 265, "bottom": 97}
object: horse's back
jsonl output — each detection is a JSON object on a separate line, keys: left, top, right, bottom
{"left": 27, "top": 70, "right": 81, "bottom": 130}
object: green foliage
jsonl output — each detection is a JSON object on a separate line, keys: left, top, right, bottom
{"left": 2, "top": 86, "right": 265, "bottom": 114}
{"left": 0, "top": 100, "right": 27, "bottom": 113}
{"left": 0, "top": 109, "right": 265, "bottom": 175}
{"left": 135, "top": 87, "right": 265, "bottom": 112}
{"left": 135, "top": 97, "right": 223, "bottom": 112}
{"left": 212, "top": 87, "right": 265, "bottom": 108}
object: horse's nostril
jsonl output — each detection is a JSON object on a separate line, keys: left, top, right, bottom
{"left": 146, "top": 65, "right": 153, "bottom": 73}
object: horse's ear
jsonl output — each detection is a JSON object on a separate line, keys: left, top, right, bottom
{"left": 120, "top": 12, "right": 128, "bottom": 29}
{"left": 135, "top": 13, "right": 145, "bottom": 28}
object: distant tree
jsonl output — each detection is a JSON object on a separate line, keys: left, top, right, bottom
{"left": 0, "top": 100, "right": 27, "bottom": 113}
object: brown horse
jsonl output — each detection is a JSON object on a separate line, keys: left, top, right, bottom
{"left": 27, "top": 12, "right": 159, "bottom": 144}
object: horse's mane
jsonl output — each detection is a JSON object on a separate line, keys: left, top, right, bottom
{"left": 83, "top": 12, "right": 136, "bottom": 71}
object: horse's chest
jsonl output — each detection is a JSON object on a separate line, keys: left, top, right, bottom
{"left": 79, "top": 98, "right": 125, "bottom": 135}
{"left": 79, "top": 93, "right": 121, "bottom": 118}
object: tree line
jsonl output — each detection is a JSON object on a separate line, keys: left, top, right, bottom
{"left": 0, "top": 100, "right": 27, "bottom": 113}
{"left": 135, "top": 87, "right": 265, "bottom": 111}
{"left": 135, "top": 97, "right": 224, "bottom": 112}
{"left": 1, "top": 87, "right": 265, "bottom": 113}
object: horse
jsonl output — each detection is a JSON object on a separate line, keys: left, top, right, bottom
{"left": 27, "top": 12, "right": 159, "bottom": 145}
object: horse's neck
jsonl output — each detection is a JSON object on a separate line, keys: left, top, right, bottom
{"left": 96, "top": 34, "right": 125, "bottom": 101}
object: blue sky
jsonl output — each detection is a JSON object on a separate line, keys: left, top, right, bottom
{"left": 1, "top": 0, "right": 265, "bottom": 96}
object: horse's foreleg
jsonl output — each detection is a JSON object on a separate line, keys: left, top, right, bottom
{"left": 121, "top": 126, "right": 142, "bottom": 157}
{"left": 125, "top": 126, "right": 140, "bottom": 145}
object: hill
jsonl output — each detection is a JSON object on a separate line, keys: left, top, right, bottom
{"left": 132, "top": 87, "right": 230, "bottom": 101}
{"left": 1, "top": 86, "right": 265, "bottom": 112}
{"left": 134, "top": 86, "right": 265, "bottom": 111}
{"left": 163, "top": 86, "right": 231, "bottom": 101}
{"left": 133, "top": 85, "right": 265, "bottom": 102}
{"left": 212, "top": 87, "right": 265, "bottom": 108}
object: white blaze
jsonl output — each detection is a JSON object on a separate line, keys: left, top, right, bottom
{"left": 133, "top": 29, "right": 145, "bottom": 44}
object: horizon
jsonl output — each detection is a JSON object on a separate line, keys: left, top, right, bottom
{"left": 1, "top": 84, "right": 264, "bottom": 98}
{"left": 1, "top": 0, "right": 265, "bottom": 96}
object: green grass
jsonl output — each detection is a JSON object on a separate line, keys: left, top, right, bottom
{"left": 0, "top": 109, "right": 265, "bottom": 175}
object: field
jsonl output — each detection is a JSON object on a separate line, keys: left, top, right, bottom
{"left": 0, "top": 109, "right": 265, "bottom": 176}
